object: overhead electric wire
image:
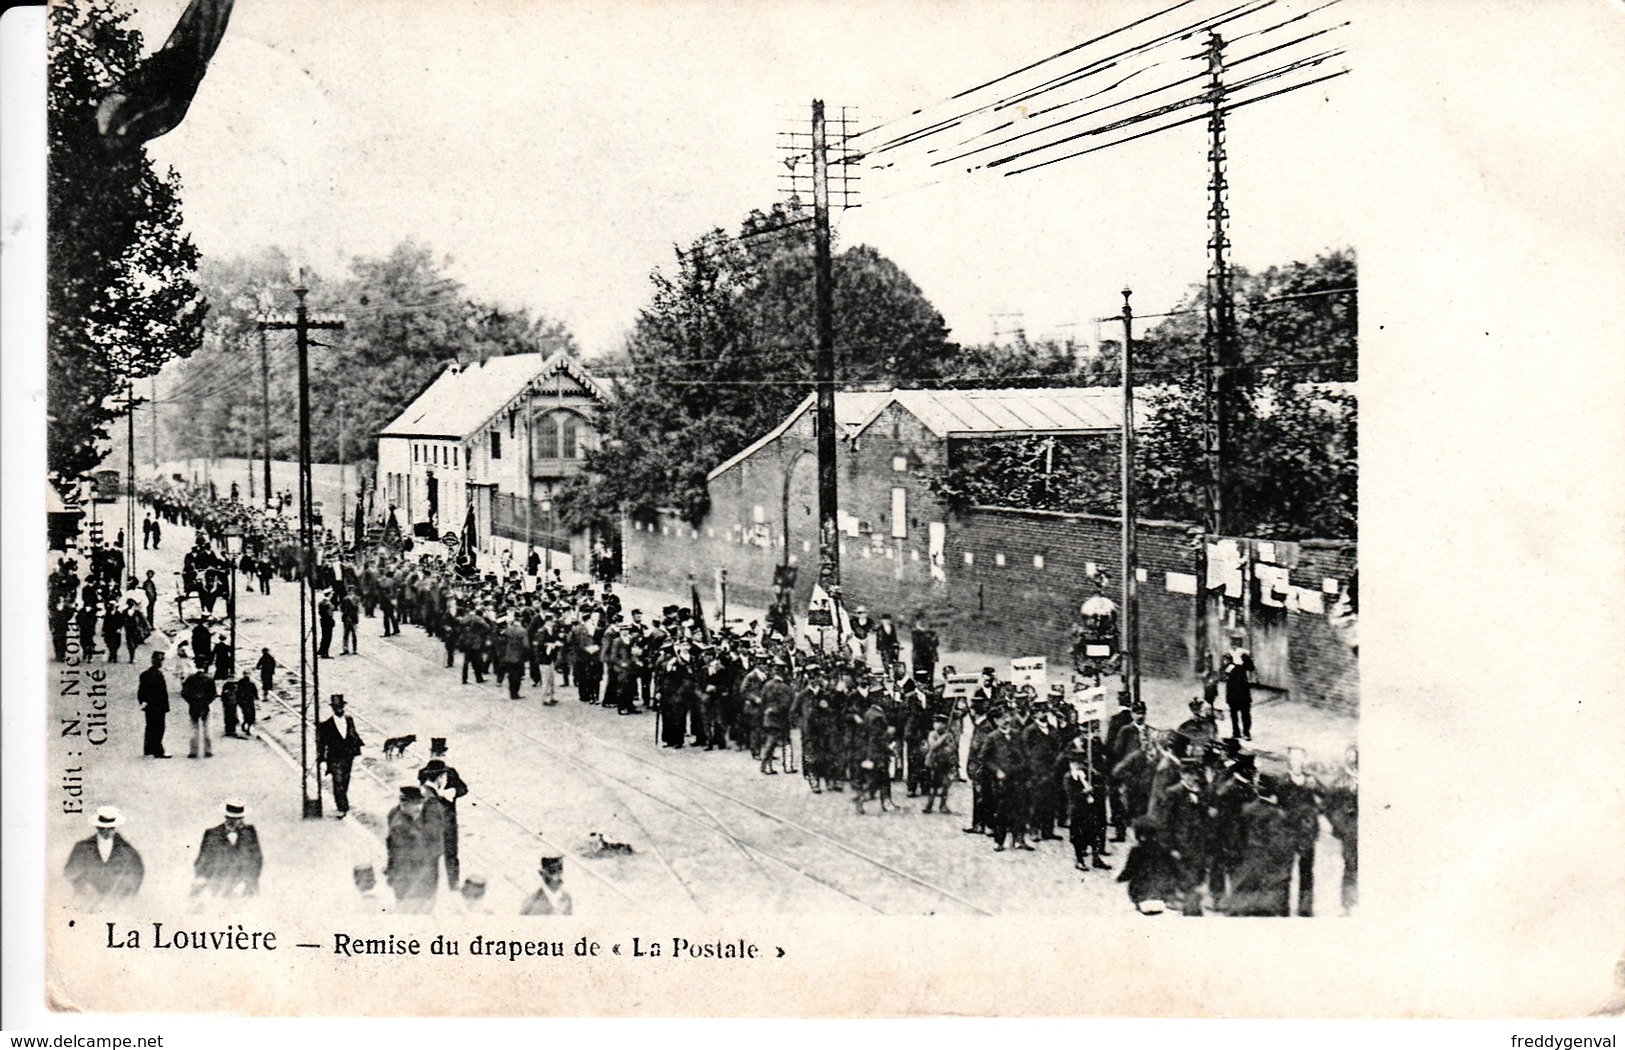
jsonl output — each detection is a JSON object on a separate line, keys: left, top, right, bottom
{"left": 854, "top": 0, "right": 1341, "bottom": 186}
{"left": 938, "top": 20, "right": 1343, "bottom": 170}
{"left": 848, "top": 0, "right": 1216, "bottom": 154}
{"left": 981, "top": 46, "right": 1343, "bottom": 172}
{"left": 851, "top": 0, "right": 1269, "bottom": 162}
{"left": 996, "top": 64, "right": 1350, "bottom": 177}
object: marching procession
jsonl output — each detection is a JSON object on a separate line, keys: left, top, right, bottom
{"left": 52, "top": 479, "right": 1358, "bottom": 919}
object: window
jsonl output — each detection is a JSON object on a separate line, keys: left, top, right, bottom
{"left": 491, "top": 430, "right": 502, "bottom": 460}
{"left": 452, "top": 447, "right": 458, "bottom": 467}
{"left": 890, "top": 487, "right": 907, "bottom": 539}
{"left": 413, "top": 444, "right": 419, "bottom": 464}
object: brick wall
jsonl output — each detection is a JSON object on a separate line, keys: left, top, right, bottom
{"left": 620, "top": 411, "right": 1359, "bottom": 715}
{"left": 622, "top": 401, "right": 956, "bottom": 618}
{"left": 943, "top": 507, "right": 1199, "bottom": 680}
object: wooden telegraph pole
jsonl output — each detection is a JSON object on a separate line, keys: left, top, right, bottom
{"left": 259, "top": 277, "right": 343, "bottom": 819}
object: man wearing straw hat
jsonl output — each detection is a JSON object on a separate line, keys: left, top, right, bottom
{"left": 63, "top": 806, "right": 144, "bottom": 902}
{"left": 192, "top": 798, "right": 263, "bottom": 899}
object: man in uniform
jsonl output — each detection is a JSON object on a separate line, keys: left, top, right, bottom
{"left": 191, "top": 798, "right": 263, "bottom": 900}
{"left": 317, "top": 694, "right": 364, "bottom": 818}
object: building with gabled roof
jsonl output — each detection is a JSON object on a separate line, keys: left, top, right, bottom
{"left": 376, "top": 350, "right": 610, "bottom": 558}
{"left": 623, "top": 385, "right": 1138, "bottom": 622}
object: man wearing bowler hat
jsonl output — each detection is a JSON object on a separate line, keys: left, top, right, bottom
{"left": 64, "top": 806, "right": 144, "bottom": 902}
{"left": 192, "top": 798, "right": 263, "bottom": 899}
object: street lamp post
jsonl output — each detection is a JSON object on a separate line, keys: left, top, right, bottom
{"left": 222, "top": 524, "right": 243, "bottom": 680}
{"left": 538, "top": 496, "right": 553, "bottom": 573}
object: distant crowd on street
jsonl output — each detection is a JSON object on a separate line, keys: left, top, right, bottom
{"left": 62, "top": 480, "right": 1357, "bottom": 918}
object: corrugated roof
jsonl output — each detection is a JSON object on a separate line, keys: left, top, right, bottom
{"left": 377, "top": 351, "right": 608, "bottom": 439}
{"left": 854, "top": 386, "right": 1137, "bottom": 438}
{"left": 707, "top": 391, "right": 892, "bottom": 481}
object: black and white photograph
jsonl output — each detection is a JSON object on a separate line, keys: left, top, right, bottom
{"left": 4, "top": 0, "right": 1624, "bottom": 1029}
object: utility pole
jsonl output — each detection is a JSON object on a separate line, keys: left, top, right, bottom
{"left": 811, "top": 99, "right": 840, "bottom": 593}
{"left": 1120, "top": 288, "right": 1140, "bottom": 710}
{"left": 150, "top": 376, "right": 159, "bottom": 475}
{"left": 126, "top": 381, "right": 137, "bottom": 584}
{"left": 259, "top": 327, "right": 273, "bottom": 508}
{"left": 1198, "top": 30, "right": 1236, "bottom": 677}
{"left": 338, "top": 400, "right": 346, "bottom": 548}
{"left": 259, "top": 276, "right": 343, "bottom": 819}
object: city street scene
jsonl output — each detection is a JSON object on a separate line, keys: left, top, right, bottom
{"left": 37, "top": 0, "right": 1366, "bottom": 1018}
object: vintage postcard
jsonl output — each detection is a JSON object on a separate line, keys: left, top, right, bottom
{"left": 5, "top": 0, "right": 1624, "bottom": 1028}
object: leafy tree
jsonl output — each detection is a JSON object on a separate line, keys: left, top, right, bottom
{"left": 565, "top": 200, "right": 958, "bottom": 525}
{"left": 48, "top": 0, "right": 206, "bottom": 491}
{"left": 924, "top": 249, "right": 1357, "bottom": 540}
{"left": 164, "top": 240, "right": 580, "bottom": 465}
{"left": 1137, "top": 248, "right": 1357, "bottom": 538}
{"left": 944, "top": 334, "right": 1119, "bottom": 389}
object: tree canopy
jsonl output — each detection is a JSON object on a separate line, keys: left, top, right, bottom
{"left": 562, "top": 201, "right": 959, "bottom": 525}
{"left": 161, "top": 239, "right": 580, "bottom": 464}
{"left": 48, "top": 0, "right": 206, "bottom": 492}
{"left": 926, "top": 249, "right": 1357, "bottom": 540}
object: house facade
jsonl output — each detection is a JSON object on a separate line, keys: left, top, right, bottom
{"left": 375, "top": 351, "right": 609, "bottom": 561}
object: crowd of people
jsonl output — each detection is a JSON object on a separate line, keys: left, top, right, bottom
{"left": 68, "top": 480, "right": 1357, "bottom": 918}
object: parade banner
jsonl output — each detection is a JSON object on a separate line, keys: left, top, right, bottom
{"left": 941, "top": 673, "right": 981, "bottom": 701}
{"left": 1010, "top": 656, "right": 1047, "bottom": 689}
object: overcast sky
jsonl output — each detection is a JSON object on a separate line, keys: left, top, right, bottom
{"left": 117, "top": 0, "right": 1383, "bottom": 358}
{"left": 119, "top": 0, "right": 1625, "bottom": 364}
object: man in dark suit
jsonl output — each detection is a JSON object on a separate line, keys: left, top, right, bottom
{"left": 418, "top": 740, "right": 469, "bottom": 892}
{"left": 317, "top": 694, "right": 364, "bottom": 817}
{"left": 190, "top": 616, "right": 213, "bottom": 671}
{"left": 64, "top": 806, "right": 144, "bottom": 902}
{"left": 191, "top": 798, "right": 262, "bottom": 899}
{"left": 384, "top": 784, "right": 444, "bottom": 913}
{"left": 137, "top": 651, "right": 171, "bottom": 758}
{"left": 983, "top": 710, "right": 1033, "bottom": 852}
{"left": 1221, "top": 634, "right": 1256, "bottom": 741}
{"left": 181, "top": 665, "right": 216, "bottom": 759}
{"left": 317, "top": 592, "right": 336, "bottom": 659}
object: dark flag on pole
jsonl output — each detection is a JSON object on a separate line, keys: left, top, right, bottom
{"left": 353, "top": 494, "right": 366, "bottom": 551}
{"left": 690, "top": 580, "right": 710, "bottom": 643}
{"left": 96, "top": 0, "right": 237, "bottom": 150}
{"left": 456, "top": 502, "right": 478, "bottom": 577}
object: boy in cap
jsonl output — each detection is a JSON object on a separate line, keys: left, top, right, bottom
{"left": 192, "top": 798, "right": 263, "bottom": 899}
{"left": 920, "top": 713, "right": 957, "bottom": 814}
{"left": 64, "top": 806, "right": 144, "bottom": 902}
{"left": 520, "top": 856, "right": 572, "bottom": 916}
